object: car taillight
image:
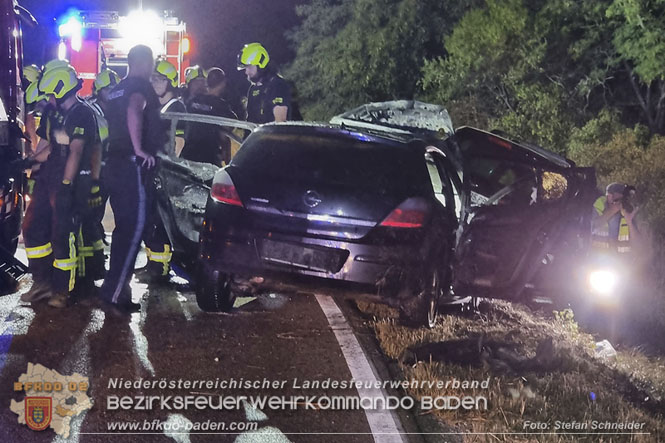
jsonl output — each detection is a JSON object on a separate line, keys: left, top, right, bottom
{"left": 211, "top": 170, "right": 243, "bottom": 207}
{"left": 379, "top": 198, "right": 429, "bottom": 228}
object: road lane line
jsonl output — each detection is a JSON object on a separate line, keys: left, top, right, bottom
{"left": 315, "top": 294, "right": 407, "bottom": 443}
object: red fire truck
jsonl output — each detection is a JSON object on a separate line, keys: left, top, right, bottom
{"left": 57, "top": 9, "right": 192, "bottom": 96}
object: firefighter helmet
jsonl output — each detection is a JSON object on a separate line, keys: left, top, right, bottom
{"left": 42, "top": 59, "right": 70, "bottom": 73}
{"left": 155, "top": 60, "right": 179, "bottom": 88}
{"left": 39, "top": 66, "right": 81, "bottom": 99}
{"left": 23, "top": 65, "right": 41, "bottom": 83}
{"left": 25, "top": 82, "right": 47, "bottom": 104}
{"left": 184, "top": 65, "right": 206, "bottom": 85}
{"left": 94, "top": 69, "right": 120, "bottom": 94}
{"left": 237, "top": 43, "right": 269, "bottom": 70}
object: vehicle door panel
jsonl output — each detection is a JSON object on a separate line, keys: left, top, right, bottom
{"left": 155, "top": 113, "right": 255, "bottom": 269}
{"left": 452, "top": 128, "right": 596, "bottom": 300}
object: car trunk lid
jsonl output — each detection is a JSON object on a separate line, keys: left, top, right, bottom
{"left": 229, "top": 127, "right": 429, "bottom": 240}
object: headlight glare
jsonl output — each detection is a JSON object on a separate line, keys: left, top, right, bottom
{"left": 588, "top": 269, "right": 618, "bottom": 296}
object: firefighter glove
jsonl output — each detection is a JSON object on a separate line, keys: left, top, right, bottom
{"left": 88, "top": 180, "right": 103, "bottom": 209}
{"left": 11, "top": 157, "right": 37, "bottom": 171}
{"left": 26, "top": 178, "right": 36, "bottom": 196}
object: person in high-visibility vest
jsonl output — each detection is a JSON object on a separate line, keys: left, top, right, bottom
{"left": 591, "top": 183, "right": 640, "bottom": 254}
{"left": 22, "top": 64, "right": 102, "bottom": 307}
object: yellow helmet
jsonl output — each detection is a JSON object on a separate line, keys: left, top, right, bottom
{"left": 237, "top": 43, "right": 269, "bottom": 70}
{"left": 155, "top": 60, "right": 179, "bottom": 87}
{"left": 94, "top": 69, "right": 120, "bottom": 94}
{"left": 184, "top": 65, "right": 206, "bottom": 84}
{"left": 39, "top": 65, "right": 80, "bottom": 99}
{"left": 25, "top": 81, "right": 47, "bottom": 104}
{"left": 42, "top": 59, "right": 70, "bottom": 73}
{"left": 23, "top": 65, "right": 41, "bottom": 83}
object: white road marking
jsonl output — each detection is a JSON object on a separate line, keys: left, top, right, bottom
{"left": 315, "top": 294, "right": 407, "bottom": 443}
{"left": 242, "top": 399, "right": 269, "bottom": 422}
{"left": 128, "top": 297, "right": 155, "bottom": 376}
{"left": 164, "top": 414, "right": 193, "bottom": 443}
{"left": 52, "top": 309, "right": 106, "bottom": 443}
{"left": 234, "top": 403, "right": 291, "bottom": 443}
{"left": 234, "top": 427, "right": 292, "bottom": 443}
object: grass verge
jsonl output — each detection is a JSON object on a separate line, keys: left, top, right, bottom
{"left": 356, "top": 299, "right": 665, "bottom": 442}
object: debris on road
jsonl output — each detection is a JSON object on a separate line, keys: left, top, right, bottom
{"left": 595, "top": 339, "right": 618, "bottom": 361}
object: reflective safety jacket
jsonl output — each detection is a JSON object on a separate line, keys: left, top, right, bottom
{"left": 87, "top": 99, "right": 109, "bottom": 147}
{"left": 592, "top": 196, "right": 631, "bottom": 253}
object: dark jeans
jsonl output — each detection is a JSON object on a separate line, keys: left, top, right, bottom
{"left": 100, "top": 156, "right": 149, "bottom": 305}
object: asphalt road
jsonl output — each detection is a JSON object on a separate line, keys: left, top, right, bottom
{"left": 0, "top": 243, "right": 426, "bottom": 442}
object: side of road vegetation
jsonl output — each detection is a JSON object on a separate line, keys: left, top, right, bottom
{"left": 356, "top": 300, "right": 665, "bottom": 442}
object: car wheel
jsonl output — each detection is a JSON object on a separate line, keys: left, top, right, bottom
{"left": 196, "top": 269, "right": 236, "bottom": 312}
{"left": 426, "top": 269, "right": 441, "bottom": 328}
{"left": 401, "top": 267, "right": 442, "bottom": 328}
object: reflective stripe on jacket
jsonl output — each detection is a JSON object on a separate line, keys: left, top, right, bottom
{"left": 592, "top": 196, "right": 631, "bottom": 253}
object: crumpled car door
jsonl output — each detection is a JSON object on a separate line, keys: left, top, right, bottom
{"left": 451, "top": 127, "right": 597, "bottom": 301}
{"left": 155, "top": 112, "right": 256, "bottom": 270}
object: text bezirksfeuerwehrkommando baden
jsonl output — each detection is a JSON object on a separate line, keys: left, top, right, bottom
{"left": 107, "top": 377, "right": 491, "bottom": 391}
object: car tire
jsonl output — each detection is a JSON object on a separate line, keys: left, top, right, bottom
{"left": 426, "top": 269, "right": 441, "bottom": 328}
{"left": 401, "top": 267, "right": 442, "bottom": 328}
{"left": 196, "top": 269, "right": 236, "bottom": 312}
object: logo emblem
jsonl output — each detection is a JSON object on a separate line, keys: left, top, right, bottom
{"left": 25, "top": 397, "right": 52, "bottom": 431}
{"left": 303, "top": 190, "right": 322, "bottom": 208}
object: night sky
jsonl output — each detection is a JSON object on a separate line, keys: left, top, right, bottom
{"left": 20, "top": 0, "right": 303, "bottom": 97}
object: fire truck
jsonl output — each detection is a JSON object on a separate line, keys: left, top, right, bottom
{"left": 1, "top": 0, "right": 35, "bottom": 292}
{"left": 57, "top": 9, "right": 192, "bottom": 96}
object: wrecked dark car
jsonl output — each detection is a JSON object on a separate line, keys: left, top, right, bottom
{"left": 156, "top": 101, "right": 597, "bottom": 327}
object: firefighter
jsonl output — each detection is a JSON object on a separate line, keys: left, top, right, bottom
{"left": 23, "top": 65, "right": 43, "bottom": 150}
{"left": 592, "top": 183, "right": 641, "bottom": 254}
{"left": 72, "top": 70, "right": 122, "bottom": 291}
{"left": 135, "top": 59, "right": 187, "bottom": 283}
{"left": 183, "top": 65, "right": 207, "bottom": 105}
{"left": 22, "top": 64, "right": 101, "bottom": 307}
{"left": 151, "top": 59, "right": 187, "bottom": 152}
{"left": 152, "top": 60, "right": 186, "bottom": 113}
{"left": 90, "top": 68, "right": 120, "bottom": 115}
{"left": 20, "top": 81, "right": 50, "bottom": 196}
{"left": 22, "top": 64, "right": 41, "bottom": 91}
{"left": 237, "top": 42, "right": 291, "bottom": 123}
{"left": 181, "top": 67, "right": 237, "bottom": 165}
{"left": 100, "top": 45, "right": 163, "bottom": 313}
{"left": 87, "top": 68, "right": 120, "bottom": 252}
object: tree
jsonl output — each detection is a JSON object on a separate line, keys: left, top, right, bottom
{"left": 607, "top": 0, "right": 665, "bottom": 133}
{"left": 421, "top": 0, "right": 577, "bottom": 151}
{"left": 285, "top": 0, "right": 472, "bottom": 120}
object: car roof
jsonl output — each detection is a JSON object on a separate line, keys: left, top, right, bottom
{"left": 330, "top": 100, "right": 454, "bottom": 137}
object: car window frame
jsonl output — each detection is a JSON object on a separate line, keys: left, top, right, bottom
{"left": 160, "top": 111, "right": 257, "bottom": 158}
{"left": 424, "top": 146, "right": 459, "bottom": 222}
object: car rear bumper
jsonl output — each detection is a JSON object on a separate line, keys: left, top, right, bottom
{"left": 199, "top": 221, "right": 426, "bottom": 288}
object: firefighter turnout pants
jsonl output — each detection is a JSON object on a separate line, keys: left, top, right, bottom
{"left": 75, "top": 175, "right": 106, "bottom": 283}
{"left": 23, "top": 164, "right": 78, "bottom": 294}
{"left": 143, "top": 181, "right": 172, "bottom": 278}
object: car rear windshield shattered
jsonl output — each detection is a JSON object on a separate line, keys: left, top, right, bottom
{"left": 232, "top": 131, "right": 428, "bottom": 192}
